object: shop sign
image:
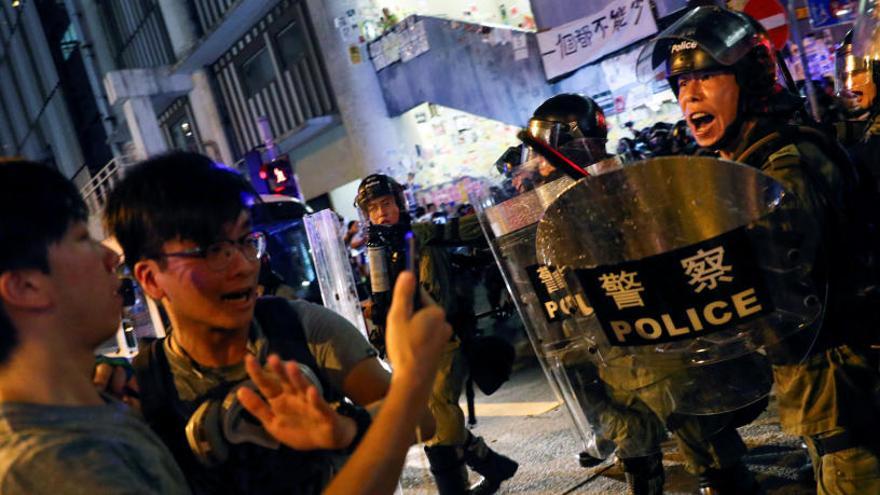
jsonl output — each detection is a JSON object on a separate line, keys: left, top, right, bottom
{"left": 537, "top": 0, "right": 658, "bottom": 80}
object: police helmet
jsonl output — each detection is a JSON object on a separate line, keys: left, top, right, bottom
{"left": 494, "top": 145, "right": 526, "bottom": 177}
{"left": 638, "top": 6, "right": 777, "bottom": 99}
{"left": 671, "top": 119, "right": 694, "bottom": 150}
{"left": 648, "top": 122, "right": 674, "bottom": 155}
{"left": 836, "top": 29, "right": 879, "bottom": 118}
{"left": 525, "top": 94, "right": 609, "bottom": 169}
{"left": 355, "top": 174, "right": 408, "bottom": 215}
{"left": 528, "top": 93, "right": 607, "bottom": 146}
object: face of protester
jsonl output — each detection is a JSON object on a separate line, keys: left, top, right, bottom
{"left": 677, "top": 70, "right": 741, "bottom": 149}
{"left": 47, "top": 221, "right": 123, "bottom": 346}
{"left": 366, "top": 194, "right": 400, "bottom": 225}
{"left": 135, "top": 211, "right": 260, "bottom": 334}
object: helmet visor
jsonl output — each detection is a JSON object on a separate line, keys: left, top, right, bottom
{"left": 636, "top": 6, "right": 764, "bottom": 83}
{"left": 526, "top": 120, "right": 564, "bottom": 148}
{"left": 836, "top": 47, "right": 876, "bottom": 114}
{"left": 854, "top": 0, "right": 880, "bottom": 58}
{"left": 521, "top": 137, "right": 605, "bottom": 175}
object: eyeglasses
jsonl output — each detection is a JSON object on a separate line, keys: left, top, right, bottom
{"left": 157, "top": 232, "right": 267, "bottom": 272}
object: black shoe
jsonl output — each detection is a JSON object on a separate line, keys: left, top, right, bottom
{"left": 463, "top": 434, "right": 518, "bottom": 495}
{"left": 424, "top": 445, "right": 471, "bottom": 495}
{"left": 698, "top": 463, "right": 763, "bottom": 495}
{"left": 621, "top": 453, "right": 665, "bottom": 495}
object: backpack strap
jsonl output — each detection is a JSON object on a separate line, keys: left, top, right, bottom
{"left": 132, "top": 338, "right": 198, "bottom": 473}
{"left": 253, "top": 297, "right": 340, "bottom": 403}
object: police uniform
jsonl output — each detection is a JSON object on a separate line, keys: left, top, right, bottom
{"left": 356, "top": 175, "right": 518, "bottom": 495}
{"left": 834, "top": 29, "right": 880, "bottom": 191}
{"left": 728, "top": 118, "right": 880, "bottom": 494}
{"left": 637, "top": 5, "right": 880, "bottom": 493}
{"left": 522, "top": 93, "right": 756, "bottom": 494}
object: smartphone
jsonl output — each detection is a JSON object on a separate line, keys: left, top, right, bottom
{"left": 404, "top": 231, "right": 421, "bottom": 309}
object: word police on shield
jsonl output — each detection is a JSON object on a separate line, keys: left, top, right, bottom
{"left": 576, "top": 226, "right": 774, "bottom": 346}
{"left": 526, "top": 264, "right": 593, "bottom": 322}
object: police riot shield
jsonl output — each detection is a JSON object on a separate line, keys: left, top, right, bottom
{"left": 473, "top": 157, "right": 667, "bottom": 460}
{"left": 536, "top": 156, "right": 823, "bottom": 415}
{"left": 854, "top": 0, "right": 880, "bottom": 58}
{"left": 304, "top": 209, "right": 370, "bottom": 341}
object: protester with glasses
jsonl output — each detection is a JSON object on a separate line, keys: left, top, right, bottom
{"left": 99, "top": 152, "right": 433, "bottom": 495}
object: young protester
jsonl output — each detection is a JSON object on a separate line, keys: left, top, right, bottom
{"left": 101, "top": 151, "right": 433, "bottom": 494}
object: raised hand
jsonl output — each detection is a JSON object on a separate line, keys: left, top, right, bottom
{"left": 384, "top": 271, "right": 451, "bottom": 391}
{"left": 237, "top": 354, "right": 356, "bottom": 451}
{"left": 93, "top": 359, "right": 140, "bottom": 410}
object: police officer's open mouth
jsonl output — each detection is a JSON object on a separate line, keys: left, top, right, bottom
{"left": 689, "top": 112, "right": 714, "bottom": 130}
{"left": 221, "top": 289, "right": 254, "bottom": 302}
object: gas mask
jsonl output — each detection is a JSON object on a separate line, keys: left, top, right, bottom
{"left": 185, "top": 362, "right": 324, "bottom": 467}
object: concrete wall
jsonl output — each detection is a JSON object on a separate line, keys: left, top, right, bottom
{"left": 375, "top": 17, "right": 552, "bottom": 126}
{"left": 288, "top": 124, "right": 361, "bottom": 201}
{"left": 328, "top": 178, "right": 362, "bottom": 224}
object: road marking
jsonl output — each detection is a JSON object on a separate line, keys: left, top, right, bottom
{"left": 457, "top": 401, "right": 561, "bottom": 417}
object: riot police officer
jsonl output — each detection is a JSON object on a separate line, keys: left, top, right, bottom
{"left": 355, "top": 175, "right": 518, "bottom": 495}
{"left": 524, "top": 93, "right": 761, "bottom": 495}
{"left": 642, "top": 6, "right": 880, "bottom": 494}
{"left": 835, "top": 29, "right": 880, "bottom": 188}
{"left": 670, "top": 120, "right": 697, "bottom": 155}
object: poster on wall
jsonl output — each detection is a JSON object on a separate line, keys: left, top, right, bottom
{"left": 601, "top": 46, "right": 641, "bottom": 91}
{"left": 803, "top": 35, "right": 835, "bottom": 79}
{"left": 537, "top": 0, "right": 658, "bottom": 80}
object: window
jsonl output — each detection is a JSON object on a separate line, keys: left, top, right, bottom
{"left": 276, "top": 22, "right": 308, "bottom": 68}
{"left": 240, "top": 47, "right": 275, "bottom": 98}
{"left": 168, "top": 117, "right": 199, "bottom": 152}
{"left": 60, "top": 23, "right": 79, "bottom": 60}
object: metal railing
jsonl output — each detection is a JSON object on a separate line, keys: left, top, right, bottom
{"left": 79, "top": 154, "right": 136, "bottom": 215}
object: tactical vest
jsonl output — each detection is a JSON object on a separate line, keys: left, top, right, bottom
{"left": 735, "top": 124, "right": 880, "bottom": 350}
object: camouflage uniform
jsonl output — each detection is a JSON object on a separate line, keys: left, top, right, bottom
{"left": 732, "top": 118, "right": 880, "bottom": 494}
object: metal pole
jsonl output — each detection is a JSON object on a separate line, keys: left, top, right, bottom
{"left": 787, "top": 0, "right": 822, "bottom": 122}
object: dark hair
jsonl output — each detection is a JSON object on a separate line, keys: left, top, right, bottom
{"left": 0, "top": 160, "right": 88, "bottom": 364}
{"left": 104, "top": 151, "right": 257, "bottom": 270}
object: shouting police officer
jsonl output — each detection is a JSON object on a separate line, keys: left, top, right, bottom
{"left": 355, "top": 175, "right": 517, "bottom": 494}
{"left": 642, "top": 6, "right": 880, "bottom": 494}
{"left": 524, "top": 93, "right": 762, "bottom": 495}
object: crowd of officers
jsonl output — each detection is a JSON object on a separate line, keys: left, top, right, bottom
{"left": 1, "top": 4, "right": 880, "bottom": 495}
{"left": 486, "top": 6, "right": 880, "bottom": 495}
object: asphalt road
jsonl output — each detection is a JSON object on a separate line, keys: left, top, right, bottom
{"left": 399, "top": 363, "right": 816, "bottom": 494}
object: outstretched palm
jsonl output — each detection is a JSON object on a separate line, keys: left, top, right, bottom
{"left": 238, "top": 354, "right": 356, "bottom": 451}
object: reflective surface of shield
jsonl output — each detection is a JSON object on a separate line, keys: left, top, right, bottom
{"left": 474, "top": 162, "right": 668, "bottom": 459}
{"left": 854, "top": 0, "right": 880, "bottom": 58}
{"left": 304, "top": 210, "right": 370, "bottom": 340}
{"left": 535, "top": 156, "right": 822, "bottom": 414}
